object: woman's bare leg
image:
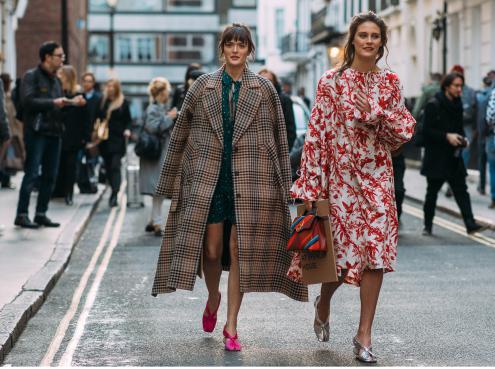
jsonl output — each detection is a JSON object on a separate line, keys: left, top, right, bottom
{"left": 203, "top": 222, "right": 223, "bottom": 311}
{"left": 317, "top": 271, "right": 347, "bottom": 322}
{"left": 356, "top": 269, "right": 384, "bottom": 347}
{"left": 225, "top": 225, "right": 243, "bottom": 335}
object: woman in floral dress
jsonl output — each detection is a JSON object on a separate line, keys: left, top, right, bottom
{"left": 291, "top": 12, "right": 415, "bottom": 363}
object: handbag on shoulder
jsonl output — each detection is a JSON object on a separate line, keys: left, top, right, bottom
{"left": 134, "top": 122, "right": 162, "bottom": 160}
{"left": 93, "top": 118, "right": 109, "bottom": 141}
{"left": 287, "top": 209, "right": 327, "bottom": 252}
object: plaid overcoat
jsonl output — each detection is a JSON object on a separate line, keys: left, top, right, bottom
{"left": 151, "top": 66, "right": 308, "bottom": 302}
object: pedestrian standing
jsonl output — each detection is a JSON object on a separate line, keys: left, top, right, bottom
{"left": 297, "top": 86, "right": 311, "bottom": 109}
{"left": 0, "top": 73, "right": 25, "bottom": 189}
{"left": 171, "top": 63, "right": 202, "bottom": 113}
{"left": 81, "top": 72, "right": 102, "bottom": 129}
{"left": 14, "top": 41, "right": 66, "bottom": 229}
{"left": 258, "top": 68, "right": 297, "bottom": 151}
{"left": 139, "top": 77, "right": 176, "bottom": 236}
{"left": 486, "top": 86, "right": 495, "bottom": 208}
{"left": 421, "top": 73, "right": 487, "bottom": 234}
{"left": 475, "top": 75, "right": 494, "bottom": 195}
{"left": 151, "top": 23, "right": 308, "bottom": 351}
{"left": 98, "top": 79, "right": 132, "bottom": 207}
{"left": 291, "top": 12, "right": 415, "bottom": 363}
{"left": 412, "top": 73, "right": 442, "bottom": 120}
{"left": 52, "top": 65, "right": 88, "bottom": 205}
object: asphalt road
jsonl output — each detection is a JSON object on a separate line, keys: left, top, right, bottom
{"left": 3, "top": 193, "right": 495, "bottom": 366}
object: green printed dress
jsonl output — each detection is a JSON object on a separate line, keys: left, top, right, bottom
{"left": 207, "top": 71, "right": 242, "bottom": 224}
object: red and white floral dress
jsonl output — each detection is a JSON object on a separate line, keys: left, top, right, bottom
{"left": 290, "top": 68, "right": 416, "bottom": 286}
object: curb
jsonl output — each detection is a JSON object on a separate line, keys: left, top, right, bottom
{"left": 0, "top": 187, "right": 106, "bottom": 363}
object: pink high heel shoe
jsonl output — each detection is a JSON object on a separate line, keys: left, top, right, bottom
{"left": 202, "top": 293, "right": 221, "bottom": 333}
{"left": 223, "top": 326, "right": 242, "bottom": 351}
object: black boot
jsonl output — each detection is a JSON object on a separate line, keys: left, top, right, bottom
{"left": 34, "top": 215, "right": 60, "bottom": 227}
{"left": 65, "top": 193, "right": 74, "bottom": 206}
{"left": 466, "top": 220, "right": 488, "bottom": 234}
{"left": 14, "top": 215, "right": 40, "bottom": 229}
{"left": 109, "top": 192, "right": 118, "bottom": 207}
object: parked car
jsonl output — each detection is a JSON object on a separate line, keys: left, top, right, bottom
{"left": 289, "top": 96, "right": 311, "bottom": 181}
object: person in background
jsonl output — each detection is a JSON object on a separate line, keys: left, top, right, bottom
{"left": 1, "top": 73, "right": 25, "bottom": 189}
{"left": 297, "top": 86, "right": 311, "bottom": 109}
{"left": 14, "top": 41, "right": 66, "bottom": 229}
{"left": 81, "top": 72, "right": 102, "bottom": 128}
{"left": 475, "top": 75, "right": 494, "bottom": 196}
{"left": 171, "top": 63, "right": 202, "bottom": 113}
{"left": 281, "top": 80, "right": 292, "bottom": 95}
{"left": 258, "top": 68, "right": 297, "bottom": 151}
{"left": 485, "top": 82, "right": 495, "bottom": 209}
{"left": 421, "top": 72, "right": 486, "bottom": 234}
{"left": 52, "top": 65, "right": 88, "bottom": 205}
{"left": 412, "top": 73, "right": 442, "bottom": 120}
{"left": 140, "top": 77, "right": 176, "bottom": 236}
{"left": 98, "top": 79, "right": 132, "bottom": 207}
{"left": 450, "top": 65, "right": 477, "bottom": 169}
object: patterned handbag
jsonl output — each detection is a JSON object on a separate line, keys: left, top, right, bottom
{"left": 287, "top": 211, "right": 327, "bottom": 252}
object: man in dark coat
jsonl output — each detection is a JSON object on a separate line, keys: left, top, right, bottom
{"left": 421, "top": 72, "right": 486, "bottom": 235}
{"left": 14, "top": 41, "right": 66, "bottom": 228}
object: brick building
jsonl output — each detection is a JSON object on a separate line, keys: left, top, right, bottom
{"left": 15, "top": 0, "right": 87, "bottom": 78}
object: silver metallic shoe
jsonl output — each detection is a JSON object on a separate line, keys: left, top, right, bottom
{"left": 353, "top": 336, "right": 377, "bottom": 364}
{"left": 313, "top": 295, "right": 329, "bottom": 342}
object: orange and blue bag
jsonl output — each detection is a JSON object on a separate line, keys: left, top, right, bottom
{"left": 287, "top": 210, "right": 327, "bottom": 252}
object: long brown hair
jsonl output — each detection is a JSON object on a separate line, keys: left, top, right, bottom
{"left": 58, "top": 65, "right": 78, "bottom": 95}
{"left": 101, "top": 79, "right": 125, "bottom": 115}
{"left": 338, "top": 11, "right": 389, "bottom": 75}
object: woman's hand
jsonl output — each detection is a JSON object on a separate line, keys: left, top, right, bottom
{"left": 355, "top": 90, "right": 371, "bottom": 114}
{"left": 304, "top": 200, "right": 314, "bottom": 211}
{"left": 123, "top": 129, "right": 131, "bottom": 138}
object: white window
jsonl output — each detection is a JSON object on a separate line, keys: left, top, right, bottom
{"left": 166, "top": 0, "right": 214, "bottom": 12}
{"left": 89, "top": 0, "right": 162, "bottom": 12}
{"left": 116, "top": 34, "right": 161, "bottom": 63}
{"left": 165, "top": 34, "right": 215, "bottom": 63}
{"left": 88, "top": 34, "right": 109, "bottom": 62}
{"left": 233, "top": 0, "right": 256, "bottom": 7}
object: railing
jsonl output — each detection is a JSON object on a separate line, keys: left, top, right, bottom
{"left": 281, "top": 32, "right": 310, "bottom": 56}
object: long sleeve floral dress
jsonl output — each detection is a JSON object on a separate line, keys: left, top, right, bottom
{"left": 290, "top": 68, "right": 416, "bottom": 286}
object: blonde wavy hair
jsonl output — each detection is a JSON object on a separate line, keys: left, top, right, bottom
{"left": 58, "top": 65, "right": 79, "bottom": 95}
{"left": 147, "top": 77, "right": 171, "bottom": 104}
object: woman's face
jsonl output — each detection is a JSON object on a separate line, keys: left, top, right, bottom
{"left": 106, "top": 83, "right": 116, "bottom": 99}
{"left": 352, "top": 21, "right": 382, "bottom": 61}
{"left": 223, "top": 39, "right": 249, "bottom": 69}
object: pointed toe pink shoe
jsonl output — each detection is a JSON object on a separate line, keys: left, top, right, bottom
{"left": 223, "top": 326, "right": 242, "bottom": 351}
{"left": 202, "top": 293, "right": 221, "bottom": 333}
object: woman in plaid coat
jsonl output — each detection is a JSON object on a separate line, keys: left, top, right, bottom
{"left": 151, "top": 24, "right": 308, "bottom": 351}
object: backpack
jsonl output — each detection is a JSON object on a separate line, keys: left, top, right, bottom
{"left": 413, "top": 97, "right": 440, "bottom": 147}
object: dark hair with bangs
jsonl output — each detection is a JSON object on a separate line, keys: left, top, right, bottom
{"left": 218, "top": 23, "right": 256, "bottom": 60}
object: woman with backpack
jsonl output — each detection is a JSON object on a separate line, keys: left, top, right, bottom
{"left": 139, "top": 77, "right": 176, "bottom": 235}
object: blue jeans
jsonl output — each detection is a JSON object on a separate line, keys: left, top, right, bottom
{"left": 486, "top": 136, "right": 495, "bottom": 201}
{"left": 16, "top": 133, "right": 61, "bottom": 216}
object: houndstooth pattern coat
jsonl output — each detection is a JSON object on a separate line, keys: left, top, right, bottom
{"left": 151, "top": 66, "right": 308, "bottom": 302}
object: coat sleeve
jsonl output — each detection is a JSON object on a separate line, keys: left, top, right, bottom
{"left": 267, "top": 83, "right": 292, "bottom": 200}
{"left": 355, "top": 72, "right": 416, "bottom": 151}
{"left": 487, "top": 89, "right": 495, "bottom": 125}
{"left": 423, "top": 99, "right": 449, "bottom": 143}
{"left": 122, "top": 100, "right": 132, "bottom": 130}
{"left": 155, "top": 77, "right": 204, "bottom": 198}
{"left": 290, "top": 76, "right": 329, "bottom": 200}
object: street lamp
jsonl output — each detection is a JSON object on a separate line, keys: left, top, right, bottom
{"left": 107, "top": 0, "right": 118, "bottom": 75}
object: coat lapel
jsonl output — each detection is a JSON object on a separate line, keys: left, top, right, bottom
{"left": 232, "top": 68, "right": 262, "bottom": 146}
{"left": 203, "top": 67, "right": 224, "bottom": 143}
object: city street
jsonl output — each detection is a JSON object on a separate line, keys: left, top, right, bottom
{"left": 3, "top": 192, "right": 495, "bottom": 366}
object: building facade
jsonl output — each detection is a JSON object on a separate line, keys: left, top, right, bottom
{"left": 86, "top": 0, "right": 258, "bottom": 121}
{"left": 0, "top": 0, "right": 27, "bottom": 78}
{"left": 15, "top": 0, "right": 87, "bottom": 78}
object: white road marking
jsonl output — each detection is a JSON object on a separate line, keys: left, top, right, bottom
{"left": 58, "top": 194, "right": 127, "bottom": 366}
{"left": 402, "top": 203, "right": 495, "bottom": 248}
{"left": 40, "top": 202, "right": 119, "bottom": 366}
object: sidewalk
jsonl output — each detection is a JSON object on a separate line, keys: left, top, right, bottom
{"left": 0, "top": 173, "right": 105, "bottom": 362}
{"left": 404, "top": 160, "right": 495, "bottom": 229}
